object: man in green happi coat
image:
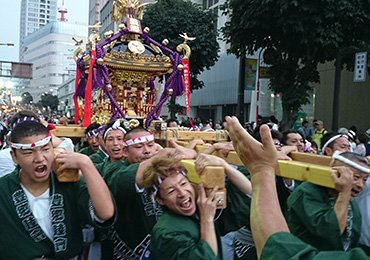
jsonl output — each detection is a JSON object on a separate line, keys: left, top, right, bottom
{"left": 0, "top": 120, "right": 115, "bottom": 259}
{"left": 224, "top": 116, "right": 369, "bottom": 259}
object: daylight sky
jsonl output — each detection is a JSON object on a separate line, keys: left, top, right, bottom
{"left": 0, "top": 0, "right": 89, "bottom": 62}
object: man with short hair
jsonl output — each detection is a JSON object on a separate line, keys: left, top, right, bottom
{"left": 321, "top": 132, "right": 351, "bottom": 156}
{"left": 142, "top": 157, "right": 221, "bottom": 259}
{"left": 89, "top": 125, "right": 109, "bottom": 165}
{"left": 0, "top": 110, "right": 74, "bottom": 177}
{"left": 79, "top": 123, "right": 101, "bottom": 156}
{"left": 286, "top": 152, "right": 368, "bottom": 251}
{"left": 142, "top": 153, "right": 253, "bottom": 259}
{"left": 312, "top": 120, "right": 327, "bottom": 151}
{"left": 0, "top": 120, "right": 114, "bottom": 259}
{"left": 282, "top": 130, "right": 304, "bottom": 153}
{"left": 224, "top": 116, "right": 369, "bottom": 259}
{"left": 94, "top": 120, "right": 127, "bottom": 177}
{"left": 100, "top": 126, "right": 197, "bottom": 259}
{"left": 298, "top": 120, "right": 314, "bottom": 141}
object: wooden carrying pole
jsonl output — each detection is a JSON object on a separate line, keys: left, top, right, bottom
{"left": 52, "top": 125, "right": 86, "bottom": 138}
{"left": 184, "top": 141, "right": 336, "bottom": 189}
{"left": 181, "top": 159, "right": 226, "bottom": 209}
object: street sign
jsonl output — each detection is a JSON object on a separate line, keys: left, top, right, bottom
{"left": 354, "top": 52, "right": 367, "bottom": 82}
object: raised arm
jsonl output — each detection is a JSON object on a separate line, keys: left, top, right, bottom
{"left": 197, "top": 185, "right": 219, "bottom": 256}
{"left": 55, "top": 152, "right": 115, "bottom": 221}
{"left": 224, "top": 116, "right": 289, "bottom": 257}
{"left": 331, "top": 166, "right": 353, "bottom": 234}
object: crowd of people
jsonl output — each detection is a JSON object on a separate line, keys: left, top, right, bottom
{"left": 0, "top": 110, "right": 370, "bottom": 259}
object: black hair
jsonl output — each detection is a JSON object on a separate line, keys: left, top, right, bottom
{"left": 320, "top": 132, "right": 337, "bottom": 150}
{"left": 271, "top": 130, "right": 283, "bottom": 142}
{"left": 10, "top": 121, "right": 49, "bottom": 145}
{"left": 85, "top": 122, "right": 101, "bottom": 135}
{"left": 281, "top": 129, "right": 304, "bottom": 145}
{"left": 124, "top": 126, "right": 151, "bottom": 140}
{"left": 167, "top": 118, "right": 179, "bottom": 127}
{"left": 9, "top": 110, "right": 40, "bottom": 129}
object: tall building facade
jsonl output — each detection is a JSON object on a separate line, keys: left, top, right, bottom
{"left": 89, "top": 0, "right": 109, "bottom": 34}
{"left": 22, "top": 21, "right": 88, "bottom": 101}
{"left": 19, "top": 0, "right": 58, "bottom": 61}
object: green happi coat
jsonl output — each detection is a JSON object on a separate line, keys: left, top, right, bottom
{"left": 261, "top": 232, "right": 368, "bottom": 259}
{"left": 79, "top": 146, "right": 95, "bottom": 156}
{"left": 216, "top": 165, "right": 252, "bottom": 234}
{"left": 287, "top": 182, "right": 361, "bottom": 251}
{"left": 95, "top": 158, "right": 130, "bottom": 178}
{"left": 0, "top": 169, "right": 110, "bottom": 259}
{"left": 89, "top": 148, "right": 108, "bottom": 165}
{"left": 101, "top": 163, "right": 162, "bottom": 259}
{"left": 151, "top": 209, "right": 222, "bottom": 259}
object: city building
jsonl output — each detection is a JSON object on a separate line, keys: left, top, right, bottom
{"left": 22, "top": 16, "right": 88, "bottom": 102}
{"left": 57, "top": 76, "right": 75, "bottom": 117}
{"left": 89, "top": 0, "right": 109, "bottom": 35}
{"left": 86, "top": 0, "right": 369, "bottom": 132}
{"left": 19, "top": 0, "right": 58, "bottom": 62}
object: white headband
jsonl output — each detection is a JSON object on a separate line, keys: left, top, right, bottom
{"left": 321, "top": 134, "right": 348, "bottom": 154}
{"left": 10, "top": 134, "right": 52, "bottom": 150}
{"left": 103, "top": 119, "right": 126, "bottom": 140}
{"left": 332, "top": 151, "right": 370, "bottom": 174}
{"left": 152, "top": 170, "right": 187, "bottom": 196}
{"left": 124, "top": 134, "right": 154, "bottom": 146}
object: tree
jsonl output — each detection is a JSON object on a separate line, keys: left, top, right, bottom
{"left": 39, "top": 93, "right": 59, "bottom": 111}
{"left": 20, "top": 92, "right": 33, "bottom": 106}
{"left": 142, "top": 0, "right": 220, "bottom": 91}
{"left": 221, "top": 0, "right": 370, "bottom": 130}
{"left": 167, "top": 99, "right": 185, "bottom": 119}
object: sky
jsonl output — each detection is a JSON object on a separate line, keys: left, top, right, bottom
{"left": 0, "top": 0, "right": 89, "bottom": 62}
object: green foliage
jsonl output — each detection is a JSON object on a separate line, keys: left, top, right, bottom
{"left": 167, "top": 99, "right": 185, "bottom": 118}
{"left": 221, "top": 0, "right": 370, "bottom": 129}
{"left": 142, "top": 0, "right": 220, "bottom": 91}
{"left": 39, "top": 93, "right": 59, "bottom": 111}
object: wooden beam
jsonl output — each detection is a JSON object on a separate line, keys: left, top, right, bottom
{"left": 155, "top": 129, "right": 229, "bottom": 142}
{"left": 52, "top": 125, "right": 86, "bottom": 137}
{"left": 276, "top": 160, "right": 335, "bottom": 189}
{"left": 181, "top": 159, "right": 226, "bottom": 208}
{"left": 181, "top": 159, "right": 225, "bottom": 188}
{"left": 176, "top": 142, "right": 336, "bottom": 189}
{"left": 289, "top": 152, "right": 332, "bottom": 166}
{"left": 194, "top": 145, "right": 243, "bottom": 166}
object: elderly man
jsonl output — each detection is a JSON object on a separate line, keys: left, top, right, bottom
{"left": 287, "top": 152, "right": 368, "bottom": 251}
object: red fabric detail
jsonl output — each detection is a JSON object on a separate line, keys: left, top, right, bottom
{"left": 182, "top": 59, "right": 195, "bottom": 129}
{"left": 47, "top": 124, "right": 56, "bottom": 131}
{"left": 189, "top": 117, "right": 195, "bottom": 130}
{"left": 182, "top": 59, "right": 191, "bottom": 113}
{"left": 83, "top": 50, "right": 96, "bottom": 127}
{"left": 73, "top": 66, "right": 82, "bottom": 124}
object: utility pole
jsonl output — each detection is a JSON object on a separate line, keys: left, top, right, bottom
{"left": 236, "top": 49, "right": 246, "bottom": 123}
